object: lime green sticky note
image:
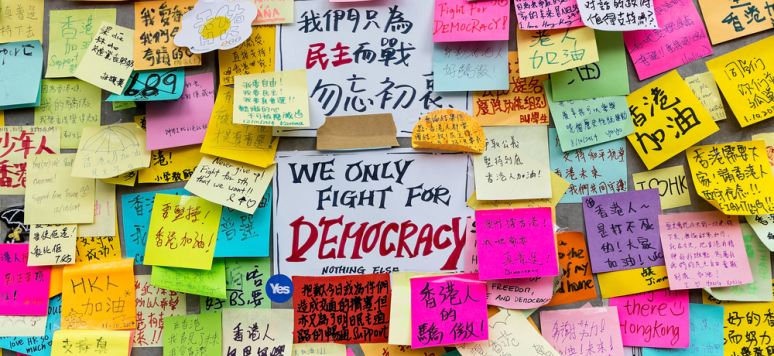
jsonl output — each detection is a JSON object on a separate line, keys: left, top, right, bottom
{"left": 550, "top": 30, "right": 630, "bottom": 101}
{"left": 151, "top": 258, "right": 227, "bottom": 299}
{"left": 163, "top": 312, "right": 222, "bottom": 356}
{"left": 35, "top": 79, "right": 101, "bottom": 149}
{"left": 200, "top": 258, "right": 271, "bottom": 313}
{"left": 112, "top": 101, "right": 136, "bottom": 111}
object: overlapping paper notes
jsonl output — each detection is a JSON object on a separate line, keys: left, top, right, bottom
{"left": 516, "top": 27, "right": 599, "bottom": 77}
{"left": 25, "top": 153, "right": 96, "bottom": 225}
{"left": 412, "top": 109, "right": 485, "bottom": 153}
{"left": 61, "top": 258, "right": 137, "bottom": 330}
{"left": 185, "top": 155, "right": 275, "bottom": 214}
{"left": 0, "top": 244, "right": 51, "bottom": 316}
{"left": 0, "top": 126, "right": 60, "bottom": 195}
{"left": 133, "top": 0, "right": 201, "bottom": 70}
{"left": 74, "top": 22, "right": 134, "bottom": 95}
{"left": 72, "top": 123, "right": 151, "bottom": 179}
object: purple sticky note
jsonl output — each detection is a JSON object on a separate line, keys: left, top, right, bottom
{"left": 146, "top": 72, "right": 215, "bottom": 150}
{"left": 582, "top": 189, "right": 663, "bottom": 273}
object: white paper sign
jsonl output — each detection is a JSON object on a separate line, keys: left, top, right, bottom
{"left": 174, "top": 0, "right": 258, "bottom": 54}
{"left": 578, "top": 1, "right": 658, "bottom": 31}
{"left": 273, "top": 149, "right": 470, "bottom": 277}
{"left": 276, "top": 0, "right": 471, "bottom": 137}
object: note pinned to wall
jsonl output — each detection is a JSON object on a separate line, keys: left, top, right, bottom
{"left": 133, "top": 0, "right": 201, "bottom": 70}
{"left": 62, "top": 259, "right": 137, "bottom": 330}
{"left": 578, "top": 0, "right": 657, "bottom": 30}
{"left": 35, "top": 79, "right": 101, "bottom": 149}
{"left": 0, "top": 126, "right": 60, "bottom": 195}
{"left": 200, "top": 257, "right": 270, "bottom": 313}
{"left": 78, "top": 179, "right": 117, "bottom": 239}
{"left": 164, "top": 313, "right": 221, "bottom": 356}
{"left": 516, "top": 27, "right": 599, "bottom": 77}
{"left": 702, "top": 281, "right": 774, "bottom": 356}
{"left": 213, "top": 194, "right": 272, "bottom": 258}
{"left": 222, "top": 309, "right": 293, "bottom": 356}
{"left": 151, "top": 258, "right": 226, "bottom": 299}
{"left": 74, "top": 22, "right": 134, "bottom": 95}
{"left": 0, "top": 244, "right": 51, "bottom": 316}
{"left": 137, "top": 145, "right": 204, "bottom": 184}
{"left": 29, "top": 224, "right": 77, "bottom": 266}
{"left": 745, "top": 214, "right": 774, "bottom": 251}
{"left": 433, "top": 0, "right": 509, "bottom": 42}
{"left": 219, "top": 25, "right": 275, "bottom": 86}
{"left": 541, "top": 307, "right": 625, "bottom": 356}
{"left": 0, "top": 40, "right": 44, "bottom": 109}
{"left": 609, "top": 290, "right": 690, "bottom": 348}
{"left": 233, "top": 69, "right": 311, "bottom": 127}
{"left": 641, "top": 304, "right": 723, "bottom": 356}
{"left": 46, "top": 9, "right": 117, "bottom": 78}
{"left": 143, "top": 194, "right": 222, "bottom": 270}
{"left": 433, "top": 41, "right": 509, "bottom": 92}
{"left": 467, "top": 171, "right": 570, "bottom": 212}
{"left": 71, "top": 123, "right": 151, "bottom": 179}
{"left": 626, "top": 70, "right": 719, "bottom": 170}
{"left": 174, "top": 0, "right": 257, "bottom": 53}
{"left": 697, "top": 0, "right": 773, "bottom": 45}
{"left": 316, "top": 114, "right": 399, "bottom": 150}
{"left": 51, "top": 330, "right": 131, "bottom": 356}
{"left": 76, "top": 225, "right": 121, "bottom": 263}
{"left": 632, "top": 165, "right": 691, "bottom": 210}
{"left": 112, "top": 102, "right": 136, "bottom": 111}
{"left": 134, "top": 275, "right": 186, "bottom": 347}
{"left": 387, "top": 272, "right": 449, "bottom": 346}
{"left": 145, "top": 72, "right": 215, "bottom": 150}
{"left": 514, "top": 0, "right": 581, "bottom": 29}
{"left": 0, "top": 294, "right": 61, "bottom": 356}
{"left": 185, "top": 155, "right": 275, "bottom": 215}
{"left": 121, "top": 188, "right": 189, "bottom": 264}
{"left": 456, "top": 310, "right": 559, "bottom": 356}
{"left": 597, "top": 266, "right": 670, "bottom": 299}
{"left": 659, "top": 211, "right": 752, "bottom": 290}
{"left": 685, "top": 72, "right": 727, "bottom": 122}
{"left": 106, "top": 68, "right": 185, "bottom": 102}
{"left": 412, "top": 109, "right": 485, "bottom": 153}
{"left": 0, "top": 0, "right": 44, "bottom": 43}
{"left": 706, "top": 223, "right": 773, "bottom": 302}
{"left": 25, "top": 153, "right": 96, "bottom": 225}
{"left": 545, "top": 231, "right": 599, "bottom": 307}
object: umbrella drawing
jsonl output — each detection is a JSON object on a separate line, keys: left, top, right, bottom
{"left": 0, "top": 207, "right": 28, "bottom": 243}
{"left": 81, "top": 126, "right": 140, "bottom": 164}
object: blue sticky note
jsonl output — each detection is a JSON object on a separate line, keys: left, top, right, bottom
{"left": 0, "top": 40, "right": 44, "bottom": 107}
{"left": 214, "top": 187, "right": 271, "bottom": 258}
{"left": 121, "top": 188, "right": 189, "bottom": 264}
{"left": 0, "top": 295, "right": 62, "bottom": 356}
{"left": 642, "top": 304, "right": 723, "bottom": 356}
{"left": 433, "top": 41, "right": 509, "bottom": 92}
{"left": 0, "top": 85, "right": 41, "bottom": 110}
{"left": 549, "top": 128, "right": 628, "bottom": 203}
{"left": 106, "top": 68, "right": 185, "bottom": 102}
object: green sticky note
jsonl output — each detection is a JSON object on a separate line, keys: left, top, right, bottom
{"left": 112, "top": 101, "right": 136, "bottom": 111}
{"left": 46, "top": 9, "right": 117, "bottom": 78}
{"left": 200, "top": 257, "right": 271, "bottom": 313}
{"left": 152, "top": 258, "right": 227, "bottom": 299}
{"left": 35, "top": 78, "right": 102, "bottom": 149}
{"left": 164, "top": 312, "right": 222, "bottom": 356}
{"left": 550, "top": 31, "right": 630, "bottom": 101}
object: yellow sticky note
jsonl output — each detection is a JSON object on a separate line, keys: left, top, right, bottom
{"left": 0, "top": 111, "right": 4, "bottom": 126}
{"left": 752, "top": 133, "right": 774, "bottom": 173}
{"left": 412, "top": 109, "right": 486, "bottom": 153}
{"left": 702, "top": 281, "right": 774, "bottom": 356}
{"left": 35, "top": 79, "right": 102, "bottom": 149}
{"left": 137, "top": 145, "right": 204, "bottom": 183}
{"left": 29, "top": 224, "right": 78, "bottom": 266}
{"left": 25, "top": 153, "right": 96, "bottom": 225}
{"left": 74, "top": 22, "right": 135, "bottom": 95}
{"left": 291, "top": 344, "right": 346, "bottom": 356}
{"left": 687, "top": 140, "right": 774, "bottom": 215}
{"left": 361, "top": 344, "right": 446, "bottom": 356}
{"left": 233, "top": 69, "right": 311, "bottom": 127}
{"left": 218, "top": 25, "right": 275, "bottom": 86}
{"left": 101, "top": 171, "right": 137, "bottom": 187}
{"left": 387, "top": 272, "right": 450, "bottom": 345}
{"left": 76, "top": 218, "right": 121, "bottom": 263}
{"left": 52, "top": 330, "right": 132, "bottom": 356}
{"left": 112, "top": 101, "right": 136, "bottom": 111}
{"left": 143, "top": 195, "right": 222, "bottom": 270}
{"left": 516, "top": 27, "right": 599, "bottom": 77}
{"left": 46, "top": 9, "right": 117, "bottom": 78}
{"left": 626, "top": 70, "right": 719, "bottom": 170}
{"left": 133, "top": 0, "right": 201, "bottom": 71}
{"left": 62, "top": 259, "right": 137, "bottom": 330}
{"left": 698, "top": 0, "right": 773, "bottom": 45}
{"left": 597, "top": 266, "right": 670, "bottom": 298}
{"left": 632, "top": 165, "right": 691, "bottom": 210}
{"left": 0, "top": 126, "right": 60, "bottom": 195}
{"left": 134, "top": 115, "right": 146, "bottom": 130}
{"left": 685, "top": 72, "right": 726, "bottom": 122}
{"left": 201, "top": 86, "right": 278, "bottom": 168}
{"left": 78, "top": 180, "right": 117, "bottom": 237}
{"left": 474, "top": 51, "right": 549, "bottom": 126}
{"left": 185, "top": 155, "right": 275, "bottom": 214}
{"left": 707, "top": 36, "right": 774, "bottom": 127}
{"left": 0, "top": 0, "right": 44, "bottom": 43}
{"left": 72, "top": 123, "right": 152, "bottom": 179}
{"left": 467, "top": 171, "right": 570, "bottom": 210}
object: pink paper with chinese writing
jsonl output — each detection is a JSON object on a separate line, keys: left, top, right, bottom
{"left": 514, "top": 0, "right": 583, "bottom": 30}
{"left": 464, "top": 217, "right": 478, "bottom": 273}
{"left": 609, "top": 289, "right": 690, "bottom": 348}
{"left": 146, "top": 72, "right": 215, "bottom": 150}
{"left": 410, "top": 273, "right": 488, "bottom": 348}
{"left": 623, "top": 0, "right": 712, "bottom": 80}
{"left": 0, "top": 244, "right": 51, "bottom": 315}
{"left": 434, "top": 0, "right": 510, "bottom": 42}
{"left": 540, "top": 306, "right": 625, "bottom": 356}
{"left": 475, "top": 207, "right": 559, "bottom": 280}
{"left": 658, "top": 211, "right": 752, "bottom": 290}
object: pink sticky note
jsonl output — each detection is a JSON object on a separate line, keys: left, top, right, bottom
{"left": 434, "top": 0, "right": 510, "bottom": 42}
{"left": 623, "top": 0, "right": 712, "bottom": 80}
{"left": 514, "top": 0, "right": 583, "bottom": 30}
{"left": 410, "top": 273, "right": 488, "bottom": 348}
{"left": 464, "top": 216, "right": 477, "bottom": 273}
{"left": 609, "top": 289, "right": 690, "bottom": 348}
{"left": 541, "top": 307, "right": 625, "bottom": 356}
{"left": 146, "top": 72, "right": 215, "bottom": 150}
{"left": 659, "top": 211, "right": 753, "bottom": 290}
{"left": 346, "top": 349, "right": 355, "bottom": 356}
{"left": 475, "top": 208, "right": 559, "bottom": 280}
{"left": 486, "top": 277, "right": 554, "bottom": 309}
{"left": 0, "top": 244, "right": 51, "bottom": 316}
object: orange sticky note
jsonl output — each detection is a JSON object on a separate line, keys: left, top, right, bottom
{"left": 412, "top": 109, "right": 485, "bottom": 153}
{"left": 544, "top": 231, "right": 598, "bottom": 307}
{"left": 133, "top": 0, "right": 202, "bottom": 70}
{"left": 62, "top": 259, "right": 137, "bottom": 330}
{"left": 49, "top": 265, "right": 64, "bottom": 298}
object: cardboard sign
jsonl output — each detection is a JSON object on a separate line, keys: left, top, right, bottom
{"left": 609, "top": 289, "right": 690, "bottom": 348}
{"left": 61, "top": 259, "right": 137, "bottom": 330}
{"left": 0, "top": 244, "right": 50, "bottom": 315}
{"left": 545, "top": 231, "right": 598, "bottom": 306}
{"left": 273, "top": 149, "right": 469, "bottom": 277}
{"left": 133, "top": 275, "right": 186, "bottom": 347}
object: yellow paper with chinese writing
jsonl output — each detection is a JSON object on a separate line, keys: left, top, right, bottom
{"left": 234, "top": 69, "right": 311, "bottom": 127}
{"left": 52, "top": 329, "right": 132, "bottom": 356}
{"left": 74, "top": 22, "right": 135, "bottom": 95}
{"left": 707, "top": 36, "right": 774, "bottom": 127}
{"left": 46, "top": 9, "right": 117, "bottom": 78}
{"left": 698, "top": 0, "right": 773, "bottom": 45}
{"left": 468, "top": 171, "right": 570, "bottom": 210}
{"left": 76, "top": 217, "right": 121, "bottom": 263}
{"left": 632, "top": 165, "right": 692, "bottom": 210}
{"left": 516, "top": 27, "right": 599, "bottom": 77}
{"left": 134, "top": 115, "right": 146, "bottom": 130}
{"left": 72, "top": 123, "right": 152, "bottom": 179}
{"left": 137, "top": 145, "right": 204, "bottom": 184}
{"left": 0, "top": 0, "right": 44, "bottom": 43}
{"left": 685, "top": 72, "right": 726, "bottom": 122}
{"left": 143, "top": 195, "right": 222, "bottom": 270}
{"left": 412, "top": 109, "right": 485, "bottom": 153}
{"left": 626, "top": 70, "right": 719, "bottom": 170}
{"left": 25, "top": 153, "right": 96, "bottom": 225}
{"left": 201, "top": 86, "right": 278, "bottom": 168}
{"left": 702, "top": 281, "right": 774, "bottom": 356}
{"left": 78, "top": 180, "right": 117, "bottom": 237}
{"left": 133, "top": 0, "right": 201, "bottom": 71}
{"left": 752, "top": 133, "right": 774, "bottom": 173}
{"left": 0, "top": 126, "right": 60, "bottom": 195}
{"left": 218, "top": 25, "right": 275, "bottom": 86}
{"left": 101, "top": 171, "right": 137, "bottom": 187}
{"left": 597, "top": 266, "right": 670, "bottom": 298}
{"left": 687, "top": 140, "right": 774, "bottom": 215}
{"left": 474, "top": 51, "right": 549, "bottom": 126}
{"left": 29, "top": 224, "right": 78, "bottom": 266}
{"left": 61, "top": 259, "right": 137, "bottom": 330}
{"left": 36, "top": 79, "right": 102, "bottom": 149}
